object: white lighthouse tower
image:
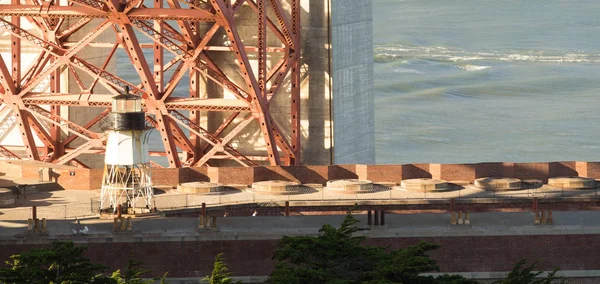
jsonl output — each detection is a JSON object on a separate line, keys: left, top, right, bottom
{"left": 100, "top": 87, "right": 153, "bottom": 213}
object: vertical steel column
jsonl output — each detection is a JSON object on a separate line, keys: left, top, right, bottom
{"left": 290, "top": 0, "right": 301, "bottom": 165}
{"left": 6, "top": 0, "right": 38, "bottom": 160}
{"left": 11, "top": 0, "right": 20, "bottom": 89}
{"left": 258, "top": 0, "right": 267, "bottom": 98}
{"left": 49, "top": 63, "right": 63, "bottom": 161}
{"left": 189, "top": 69, "right": 202, "bottom": 162}
{"left": 153, "top": 0, "right": 164, "bottom": 94}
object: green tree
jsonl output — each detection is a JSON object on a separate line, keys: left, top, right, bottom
{"left": 267, "top": 213, "right": 477, "bottom": 284}
{"left": 0, "top": 242, "right": 167, "bottom": 284}
{"left": 0, "top": 241, "right": 109, "bottom": 284}
{"left": 203, "top": 253, "right": 239, "bottom": 284}
{"left": 110, "top": 257, "right": 153, "bottom": 284}
{"left": 493, "top": 259, "right": 564, "bottom": 284}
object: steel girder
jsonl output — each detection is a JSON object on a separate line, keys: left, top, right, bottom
{"left": 0, "top": 0, "right": 301, "bottom": 167}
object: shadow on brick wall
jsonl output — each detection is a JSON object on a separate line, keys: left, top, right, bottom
{"left": 328, "top": 165, "right": 358, "bottom": 180}
{"left": 402, "top": 164, "right": 431, "bottom": 179}
{"left": 254, "top": 167, "right": 299, "bottom": 182}
{"left": 179, "top": 167, "right": 209, "bottom": 183}
{"left": 549, "top": 162, "right": 578, "bottom": 177}
{"left": 281, "top": 166, "right": 328, "bottom": 184}
{"left": 514, "top": 163, "right": 550, "bottom": 183}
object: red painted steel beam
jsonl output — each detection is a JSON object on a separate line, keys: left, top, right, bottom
{"left": 1, "top": 0, "right": 301, "bottom": 167}
{"left": 70, "top": 0, "right": 107, "bottom": 12}
{"left": 22, "top": 110, "right": 56, "bottom": 160}
{"left": 21, "top": 52, "right": 51, "bottom": 87}
{"left": 166, "top": 115, "right": 195, "bottom": 155}
{"left": 232, "top": 0, "right": 245, "bottom": 11}
{"left": 169, "top": 110, "right": 256, "bottom": 166}
{"left": 26, "top": 104, "right": 100, "bottom": 142}
{"left": 6, "top": 19, "right": 112, "bottom": 96}
{"left": 127, "top": 8, "right": 217, "bottom": 21}
{"left": 211, "top": 0, "right": 281, "bottom": 165}
{"left": 192, "top": 114, "right": 254, "bottom": 167}
{"left": 245, "top": 0, "right": 287, "bottom": 46}
{"left": 0, "top": 145, "right": 21, "bottom": 160}
{"left": 62, "top": 108, "right": 110, "bottom": 147}
{"left": 0, "top": 5, "right": 217, "bottom": 21}
{"left": 89, "top": 42, "right": 119, "bottom": 91}
{"left": 57, "top": 18, "right": 92, "bottom": 39}
{"left": 268, "top": 0, "right": 296, "bottom": 50}
{"left": 119, "top": 23, "right": 182, "bottom": 167}
{"left": 0, "top": 41, "right": 40, "bottom": 160}
{"left": 161, "top": 27, "right": 216, "bottom": 101}
{"left": 265, "top": 54, "right": 291, "bottom": 103}
{"left": 53, "top": 141, "right": 92, "bottom": 165}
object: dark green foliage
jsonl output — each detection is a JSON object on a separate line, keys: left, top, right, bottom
{"left": 0, "top": 223, "right": 566, "bottom": 284}
{"left": 203, "top": 253, "right": 239, "bottom": 284}
{"left": 0, "top": 242, "right": 167, "bottom": 284}
{"left": 0, "top": 241, "right": 108, "bottom": 284}
{"left": 493, "top": 259, "right": 564, "bottom": 284}
{"left": 110, "top": 257, "right": 166, "bottom": 284}
{"left": 267, "top": 213, "right": 476, "bottom": 284}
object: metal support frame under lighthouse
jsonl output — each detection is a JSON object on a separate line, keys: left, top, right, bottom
{"left": 100, "top": 87, "right": 153, "bottom": 213}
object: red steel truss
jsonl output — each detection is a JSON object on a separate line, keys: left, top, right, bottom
{"left": 0, "top": 0, "right": 301, "bottom": 168}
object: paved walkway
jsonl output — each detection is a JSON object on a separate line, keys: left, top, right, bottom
{"left": 1, "top": 183, "right": 599, "bottom": 220}
{"left": 3, "top": 211, "right": 600, "bottom": 242}
{"left": 9, "top": 190, "right": 99, "bottom": 207}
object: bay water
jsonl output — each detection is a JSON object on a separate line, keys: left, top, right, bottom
{"left": 373, "top": 0, "right": 600, "bottom": 164}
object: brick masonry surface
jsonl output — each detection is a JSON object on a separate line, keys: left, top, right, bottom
{"left": 5, "top": 161, "right": 600, "bottom": 190}
{"left": 2, "top": 234, "right": 600, "bottom": 278}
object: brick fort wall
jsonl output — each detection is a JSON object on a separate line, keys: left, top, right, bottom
{"left": 1, "top": 234, "right": 599, "bottom": 278}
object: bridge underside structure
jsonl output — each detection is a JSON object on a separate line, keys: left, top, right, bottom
{"left": 0, "top": 0, "right": 301, "bottom": 168}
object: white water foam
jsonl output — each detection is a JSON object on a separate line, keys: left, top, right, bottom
{"left": 457, "top": 64, "right": 491, "bottom": 71}
{"left": 375, "top": 45, "right": 600, "bottom": 63}
{"left": 392, "top": 67, "right": 422, "bottom": 74}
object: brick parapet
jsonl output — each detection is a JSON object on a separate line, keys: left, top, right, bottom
{"left": 402, "top": 163, "right": 432, "bottom": 179}
{"left": 4, "top": 161, "right": 600, "bottom": 190}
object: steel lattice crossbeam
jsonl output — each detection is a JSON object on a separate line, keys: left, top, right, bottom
{"left": 0, "top": 0, "right": 301, "bottom": 168}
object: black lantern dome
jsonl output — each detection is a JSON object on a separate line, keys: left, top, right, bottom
{"left": 109, "top": 87, "right": 146, "bottom": 131}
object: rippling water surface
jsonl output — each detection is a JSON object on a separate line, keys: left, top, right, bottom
{"left": 374, "top": 0, "right": 600, "bottom": 164}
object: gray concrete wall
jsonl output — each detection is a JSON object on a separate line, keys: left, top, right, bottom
{"left": 330, "top": 0, "right": 375, "bottom": 164}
